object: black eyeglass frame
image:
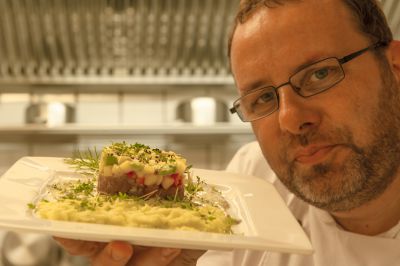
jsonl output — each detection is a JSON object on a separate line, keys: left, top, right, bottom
{"left": 230, "top": 41, "right": 388, "bottom": 122}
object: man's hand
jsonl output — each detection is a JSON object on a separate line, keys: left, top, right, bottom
{"left": 54, "top": 237, "right": 205, "bottom": 266}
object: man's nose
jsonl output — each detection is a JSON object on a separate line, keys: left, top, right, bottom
{"left": 277, "top": 86, "right": 321, "bottom": 135}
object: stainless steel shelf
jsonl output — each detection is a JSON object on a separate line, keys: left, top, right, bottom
{"left": 0, "top": 123, "right": 252, "bottom": 136}
{"left": 0, "top": 75, "right": 235, "bottom": 87}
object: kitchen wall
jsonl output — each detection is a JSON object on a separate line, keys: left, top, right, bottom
{"left": 0, "top": 87, "right": 255, "bottom": 175}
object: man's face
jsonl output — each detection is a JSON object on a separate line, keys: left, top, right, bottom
{"left": 230, "top": 0, "right": 400, "bottom": 212}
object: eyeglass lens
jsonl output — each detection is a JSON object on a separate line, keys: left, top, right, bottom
{"left": 234, "top": 57, "right": 345, "bottom": 122}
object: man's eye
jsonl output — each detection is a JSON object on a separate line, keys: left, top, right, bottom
{"left": 244, "top": 88, "right": 276, "bottom": 114}
{"left": 312, "top": 68, "right": 329, "bottom": 81}
{"left": 300, "top": 66, "right": 339, "bottom": 87}
{"left": 256, "top": 91, "right": 275, "bottom": 104}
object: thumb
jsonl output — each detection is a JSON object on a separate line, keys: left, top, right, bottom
{"left": 91, "top": 241, "right": 133, "bottom": 266}
{"left": 169, "top": 249, "right": 206, "bottom": 266}
{"left": 129, "top": 247, "right": 181, "bottom": 266}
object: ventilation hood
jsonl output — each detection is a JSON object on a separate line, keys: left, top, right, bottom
{"left": 0, "top": 0, "right": 399, "bottom": 87}
{"left": 0, "top": 0, "right": 239, "bottom": 86}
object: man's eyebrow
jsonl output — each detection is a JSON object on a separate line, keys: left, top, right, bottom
{"left": 238, "top": 53, "right": 327, "bottom": 94}
{"left": 240, "top": 80, "right": 272, "bottom": 94}
{"left": 292, "top": 54, "right": 328, "bottom": 74}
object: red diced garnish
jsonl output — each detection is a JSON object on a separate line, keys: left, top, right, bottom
{"left": 126, "top": 171, "right": 137, "bottom": 179}
{"left": 136, "top": 177, "right": 144, "bottom": 185}
{"left": 171, "top": 173, "right": 179, "bottom": 179}
{"left": 172, "top": 174, "right": 181, "bottom": 186}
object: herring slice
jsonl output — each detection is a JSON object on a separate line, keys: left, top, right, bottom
{"left": 97, "top": 142, "right": 187, "bottom": 199}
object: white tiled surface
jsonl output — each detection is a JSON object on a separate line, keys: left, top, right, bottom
{"left": 0, "top": 143, "right": 30, "bottom": 176}
{"left": 30, "top": 142, "right": 78, "bottom": 157}
{"left": 166, "top": 141, "right": 210, "bottom": 169}
{"left": 165, "top": 88, "right": 209, "bottom": 123}
{"left": 164, "top": 87, "right": 241, "bottom": 124}
{"left": 211, "top": 88, "right": 243, "bottom": 124}
{"left": 209, "top": 139, "right": 233, "bottom": 170}
{"left": 76, "top": 94, "right": 120, "bottom": 124}
{"left": 77, "top": 135, "right": 167, "bottom": 151}
{"left": 0, "top": 93, "right": 30, "bottom": 125}
{"left": 122, "top": 92, "right": 164, "bottom": 124}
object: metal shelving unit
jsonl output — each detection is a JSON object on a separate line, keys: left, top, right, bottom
{"left": 0, "top": 123, "right": 252, "bottom": 136}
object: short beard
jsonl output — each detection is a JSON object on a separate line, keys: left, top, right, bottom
{"left": 278, "top": 60, "right": 400, "bottom": 212}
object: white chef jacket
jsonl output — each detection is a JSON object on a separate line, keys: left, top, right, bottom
{"left": 197, "top": 141, "right": 400, "bottom": 266}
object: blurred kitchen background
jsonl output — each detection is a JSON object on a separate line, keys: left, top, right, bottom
{"left": 0, "top": 0, "right": 399, "bottom": 177}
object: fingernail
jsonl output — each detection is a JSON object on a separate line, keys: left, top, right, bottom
{"left": 111, "top": 247, "right": 126, "bottom": 261}
{"left": 161, "top": 248, "right": 180, "bottom": 258}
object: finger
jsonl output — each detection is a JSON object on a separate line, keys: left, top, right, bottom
{"left": 129, "top": 247, "right": 181, "bottom": 266}
{"left": 91, "top": 241, "right": 133, "bottom": 266}
{"left": 169, "top": 249, "right": 206, "bottom": 266}
{"left": 53, "top": 237, "right": 106, "bottom": 257}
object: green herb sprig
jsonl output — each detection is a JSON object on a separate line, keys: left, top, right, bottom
{"left": 64, "top": 148, "right": 100, "bottom": 175}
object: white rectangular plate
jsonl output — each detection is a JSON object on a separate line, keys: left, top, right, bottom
{"left": 0, "top": 157, "right": 312, "bottom": 254}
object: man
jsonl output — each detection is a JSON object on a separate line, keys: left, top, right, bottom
{"left": 56, "top": 0, "right": 400, "bottom": 265}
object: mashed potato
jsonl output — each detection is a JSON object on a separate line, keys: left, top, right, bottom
{"left": 33, "top": 176, "right": 238, "bottom": 234}
{"left": 37, "top": 197, "right": 235, "bottom": 233}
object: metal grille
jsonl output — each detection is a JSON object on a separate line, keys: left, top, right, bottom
{"left": 0, "top": 0, "right": 239, "bottom": 84}
{"left": 0, "top": 0, "right": 399, "bottom": 85}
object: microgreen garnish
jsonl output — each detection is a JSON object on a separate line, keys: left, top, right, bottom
{"left": 64, "top": 148, "right": 100, "bottom": 175}
{"left": 139, "top": 189, "right": 159, "bottom": 200}
{"left": 73, "top": 180, "right": 95, "bottom": 195}
{"left": 104, "top": 142, "right": 185, "bottom": 169}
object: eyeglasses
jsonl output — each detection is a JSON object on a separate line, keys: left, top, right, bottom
{"left": 230, "top": 41, "right": 387, "bottom": 122}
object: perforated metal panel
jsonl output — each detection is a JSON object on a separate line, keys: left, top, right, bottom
{"left": 0, "top": 0, "right": 398, "bottom": 85}
{"left": 0, "top": 0, "right": 239, "bottom": 84}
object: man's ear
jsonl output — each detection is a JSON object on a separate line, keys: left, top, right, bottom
{"left": 386, "top": 40, "right": 400, "bottom": 81}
